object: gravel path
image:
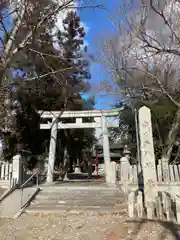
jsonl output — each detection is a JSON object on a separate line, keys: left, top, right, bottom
{"left": 0, "top": 212, "right": 179, "bottom": 240}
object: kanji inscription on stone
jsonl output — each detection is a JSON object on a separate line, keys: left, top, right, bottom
{"left": 138, "top": 106, "right": 157, "bottom": 203}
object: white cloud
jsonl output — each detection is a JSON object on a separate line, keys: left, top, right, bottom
{"left": 81, "top": 21, "right": 90, "bottom": 47}
{"left": 53, "top": 0, "right": 76, "bottom": 32}
{"left": 81, "top": 21, "right": 90, "bottom": 34}
{"left": 83, "top": 40, "right": 89, "bottom": 46}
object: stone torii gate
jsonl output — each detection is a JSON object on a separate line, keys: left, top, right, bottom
{"left": 39, "top": 108, "right": 121, "bottom": 184}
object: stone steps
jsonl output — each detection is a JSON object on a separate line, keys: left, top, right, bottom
{"left": 26, "top": 206, "right": 124, "bottom": 214}
{"left": 38, "top": 185, "right": 118, "bottom": 191}
{"left": 37, "top": 189, "right": 119, "bottom": 194}
{"left": 35, "top": 193, "right": 121, "bottom": 200}
{"left": 0, "top": 180, "right": 10, "bottom": 188}
{"left": 31, "top": 200, "right": 123, "bottom": 207}
{"left": 26, "top": 184, "right": 126, "bottom": 215}
{"left": 32, "top": 197, "right": 122, "bottom": 203}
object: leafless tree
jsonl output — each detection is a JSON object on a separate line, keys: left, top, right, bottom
{"left": 96, "top": 0, "right": 180, "bottom": 161}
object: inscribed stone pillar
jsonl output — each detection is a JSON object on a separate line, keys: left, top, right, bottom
{"left": 138, "top": 106, "right": 157, "bottom": 204}
{"left": 47, "top": 118, "right": 58, "bottom": 183}
{"left": 101, "top": 116, "right": 111, "bottom": 183}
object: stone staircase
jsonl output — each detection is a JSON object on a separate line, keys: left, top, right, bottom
{"left": 26, "top": 183, "right": 127, "bottom": 214}
{"left": 0, "top": 180, "right": 10, "bottom": 188}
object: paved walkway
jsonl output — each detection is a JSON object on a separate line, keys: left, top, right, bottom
{"left": 0, "top": 188, "right": 5, "bottom": 197}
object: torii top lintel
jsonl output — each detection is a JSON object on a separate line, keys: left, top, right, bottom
{"left": 38, "top": 107, "right": 123, "bottom": 119}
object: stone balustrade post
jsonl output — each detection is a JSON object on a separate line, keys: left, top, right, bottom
{"left": 12, "top": 154, "right": 22, "bottom": 187}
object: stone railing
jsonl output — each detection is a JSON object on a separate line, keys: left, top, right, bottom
{"left": 117, "top": 161, "right": 180, "bottom": 185}
{"left": 128, "top": 190, "right": 180, "bottom": 224}
{"left": 126, "top": 106, "right": 180, "bottom": 223}
{"left": 157, "top": 159, "right": 180, "bottom": 182}
{"left": 0, "top": 155, "right": 28, "bottom": 188}
{"left": 117, "top": 160, "right": 180, "bottom": 188}
{"left": 0, "top": 161, "right": 12, "bottom": 181}
{"left": 118, "top": 162, "right": 140, "bottom": 184}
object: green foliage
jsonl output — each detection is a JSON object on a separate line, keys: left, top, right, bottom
{"left": 114, "top": 97, "right": 178, "bottom": 160}
{"left": 1, "top": 8, "right": 95, "bottom": 167}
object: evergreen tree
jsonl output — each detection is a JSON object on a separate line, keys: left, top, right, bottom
{"left": 1, "top": 9, "right": 95, "bottom": 173}
{"left": 113, "top": 95, "right": 178, "bottom": 162}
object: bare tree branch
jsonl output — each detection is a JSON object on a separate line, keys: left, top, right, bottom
{"left": 96, "top": 0, "right": 180, "bottom": 161}
{"left": 25, "top": 67, "right": 73, "bottom": 81}
{"left": 0, "top": 0, "right": 101, "bottom": 87}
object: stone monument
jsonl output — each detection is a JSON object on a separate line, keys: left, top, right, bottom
{"left": 138, "top": 106, "right": 157, "bottom": 214}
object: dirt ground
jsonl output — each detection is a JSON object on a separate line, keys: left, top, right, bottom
{"left": 0, "top": 188, "right": 6, "bottom": 197}
{"left": 0, "top": 212, "right": 179, "bottom": 240}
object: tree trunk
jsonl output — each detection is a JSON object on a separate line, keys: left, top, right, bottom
{"left": 61, "top": 147, "right": 69, "bottom": 181}
{"left": 163, "top": 108, "right": 180, "bottom": 162}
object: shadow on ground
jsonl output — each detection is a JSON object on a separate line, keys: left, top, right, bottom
{"left": 127, "top": 219, "right": 180, "bottom": 240}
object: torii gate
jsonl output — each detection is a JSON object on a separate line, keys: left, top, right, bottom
{"left": 39, "top": 108, "right": 122, "bottom": 184}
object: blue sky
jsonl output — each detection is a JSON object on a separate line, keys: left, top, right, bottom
{"left": 79, "top": 1, "right": 121, "bottom": 109}
{"left": 0, "top": 10, "right": 12, "bottom": 37}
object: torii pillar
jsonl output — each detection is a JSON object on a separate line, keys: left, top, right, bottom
{"left": 102, "top": 116, "right": 111, "bottom": 183}
{"left": 46, "top": 118, "right": 58, "bottom": 184}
